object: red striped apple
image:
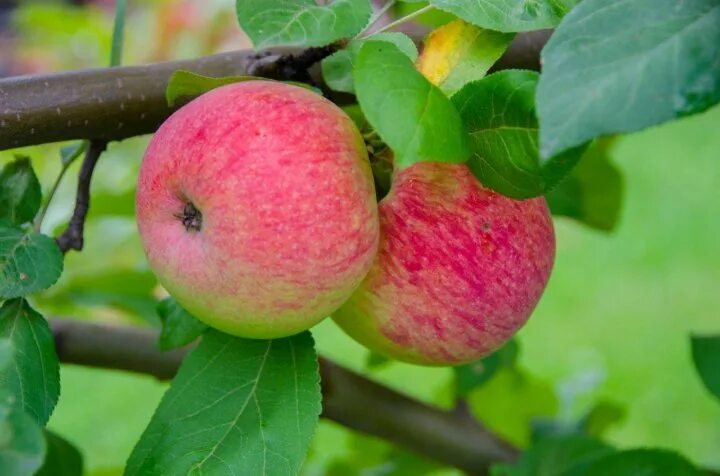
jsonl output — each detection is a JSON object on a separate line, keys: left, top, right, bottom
{"left": 333, "top": 162, "right": 555, "bottom": 365}
{"left": 136, "top": 81, "right": 379, "bottom": 339}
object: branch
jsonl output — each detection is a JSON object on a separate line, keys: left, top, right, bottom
{"left": 49, "top": 319, "right": 518, "bottom": 475}
{"left": 55, "top": 140, "right": 106, "bottom": 253}
{"left": 0, "top": 32, "right": 549, "bottom": 151}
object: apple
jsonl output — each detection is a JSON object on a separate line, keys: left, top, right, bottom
{"left": 332, "top": 162, "right": 555, "bottom": 365}
{"left": 136, "top": 81, "right": 379, "bottom": 339}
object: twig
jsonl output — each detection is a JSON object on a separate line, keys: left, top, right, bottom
{"left": 33, "top": 141, "right": 87, "bottom": 233}
{"left": 361, "top": 4, "right": 433, "bottom": 38}
{"left": 54, "top": 141, "right": 106, "bottom": 253}
{"left": 49, "top": 319, "right": 519, "bottom": 475}
{"left": 247, "top": 43, "right": 341, "bottom": 85}
{"left": 357, "top": 0, "right": 397, "bottom": 37}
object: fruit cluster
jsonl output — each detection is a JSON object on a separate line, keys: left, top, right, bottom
{"left": 136, "top": 81, "right": 555, "bottom": 366}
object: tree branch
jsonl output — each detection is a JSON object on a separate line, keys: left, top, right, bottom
{"left": 55, "top": 140, "right": 106, "bottom": 253}
{"left": 0, "top": 32, "right": 549, "bottom": 151}
{"left": 49, "top": 319, "right": 518, "bottom": 475}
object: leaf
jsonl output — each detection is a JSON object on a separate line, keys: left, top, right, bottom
{"left": 0, "top": 391, "right": 46, "bottom": 476}
{"left": 429, "top": 0, "right": 578, "bottom": 32}
{"left": 323, "top": 50, "right": 356, "bottom": 93}
{"left": 0, "top": 156, "right": 42, "bottom": 225}
{"left": 563, "top": 449, "right": 702, "bottom": 476}
{"left": 0, "top": 338, "right": 11, "bottom": 370}
{"left": 491, "top": 435, "right": 614, "bottom": 476}
{"left": 236, "top": 0, "right": 372, "bottom": 49}
{"left": 354, "top": 41, "right": 470, "bottom": 169}
{"left": 156, "top": 297, "right": 208, "bottom": 351}
{"left": 365, "top": 352, "right": 390, "bottom": 369}
{"left": 581, "top": 401, "right": 626, "bottom": 438}
{"left": 0, "top": 224, "right": 63, "bottom": 299}
{"left": 109, "top": 0, "right": 127, "bottom": 67}
{"left": 454, "top": 339, "right": 518, "bottom": 397}
{"left": 59, "top": 142, "right": 87, "bottom": 167}
{"left": 537, "top": 0, "right": 720, "bottom": 159}
{"left": 417, "top": 19, "right": 514, "bottom": 95}
{"left": 322, "top": 32, "right": 418, "bottom": 93}
{"left": 690, "top": 334, "right": 720, "bottom": 401}
{"left": 467, "top": 367, "right": 557, "bottom": 446}
{"left": 0, "top": 299, "right": 60, "bottom": 426}
{"left": 166, "top": 70, "right": 256, "bottom": 106}
{"left": 36, "top": 431, "right": 83, "bottom": 476}
{"left": 530, "top": 400, "right": 626, "bottom": 443}
{"left": 452, "top": 70, "right": 583, "bottom": 199}
{"left": 545, "top": 138, "right": 623, "bottom": 231}
{"left": 125, "top": 330, "right": 321, "bottom": 476}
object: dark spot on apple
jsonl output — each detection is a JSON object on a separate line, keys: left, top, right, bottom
{"left": 177, "top": 202, "right": 202, "bottom": 232}
{"left": 482, "top": 222, "right": 491, "bottom": 232}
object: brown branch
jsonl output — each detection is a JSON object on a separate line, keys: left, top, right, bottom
{"left": 0, "top": 32, "right": 549, "bottom": 151}
{"left": 49, "top": 319, "right": 518, "bottom": 475}
{"left": 55, "top": 140, "right": 106, "bottom": 253}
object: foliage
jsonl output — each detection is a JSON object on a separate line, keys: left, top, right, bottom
{"left": 156, "top": 297, "right": 207, "bottom": 351}
{"left": 354, "top": 41, "right": 470, "bottom": 168}
{"left": 536, "top": 0, "right": 720, "bottom": 159}
{"left": 125, "top": 330, "right": 320, "bottom": 475}
{"left": 0, "top": 0, "right": 719, "bottom": 474}
{"left": 690, "top": 335, "right": 720, "bottom": 401}
{"left": 429, "top": 0, "right": 579, "bottom": 32}
{"left": 236, "top": 0, "right": 372, "bottom": 49}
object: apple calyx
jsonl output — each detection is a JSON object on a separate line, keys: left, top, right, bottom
{"left": 178, "top": 201, "right": 202, "bottom": 232}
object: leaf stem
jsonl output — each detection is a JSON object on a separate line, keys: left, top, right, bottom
{"left": 110, "top": 0, "right": 127, "bottom": 67}
{"left": 360, "top": 4, "right": 432, "bottom": 38}
{"left": 356, "top": 0, "right": 397, "bottom": 38}
{"left": 33, "top": 142, "right": 87, "bottom": 233}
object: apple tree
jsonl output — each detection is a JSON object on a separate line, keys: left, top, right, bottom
{"left": 0, "top": 0, "right": 719, "bottom": 475}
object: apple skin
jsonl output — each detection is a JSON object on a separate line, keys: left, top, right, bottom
{"left": 332, "top": 162, "right": 555, "bottom": 365}
{"left": 136, "top": 81, "right": 379, "bottom": 339}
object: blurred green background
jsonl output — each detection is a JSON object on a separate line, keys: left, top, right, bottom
{"left": 1, "top": 1, "right": 718, "bottom": 474}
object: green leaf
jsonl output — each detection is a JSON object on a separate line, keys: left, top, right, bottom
{"left": 690, "top": 334, "right": 720, "bottom": 401}
{"left": 429, "top": 0, "right": 578, "bottom": 32}
{"left": 0, "top": 391, "right": 46, "bottom": 476}
{"left": 545, "top": 138, "right": 623, "bottom": 231}
{"left": 166, "top": 70, "right": 256, "bottom": 106}
{"left": 156, "top": 297, "right": 207, "bottom": 351}
{"left": 125, "top": 330, "right": 321, "bottom": 475}
{"left": 0, "top": 338, "right": 12, "bottom": 370}
{"left": 323, "top": 49, "right": 356, "bottom": 93}
{"left": 0, "top": 299, "right": 60, "bottom": 426}
{"left": 0, "top": 225, "right": 63, "bottom": 299}
{"left": 59, "top": 142, "right": 87, "bottom": 168}
{"left": 491, "top": 435, "right": 614, "bottom": 476}
{"left": 467, "top": 367, "right": 557, "bottom": 446}
{"left": 452, "top": 70, "right": 583, "bottom": 199}
{"left": 365, "top": 352, "right": 390, "bottom": 369}
{"left": 36, "top": 431, "right": 83, "bottom": 476}
{"left": 454, "top": 339, "right": 517, "bottom": 397}
{"left": 322, "top": 32, "right": 418, "bottom": 94}
{"left": 563, "top": 449, "right": 702, "bottom": 476}
{"left": 530, "top": 400, "right": 625, "bottom": 442}
{"left": 581, "top": 401, "right": 626, "bottom": 438}
{"left": 0, "top": 156, "right": 42, "bottom": 225}
{"left": 236, "top": 0, "right": 372, "bottom": 49}
{"left": 109, "top": 0, "right": 127, "bottom": 67}
{"left": 537, "top": 0, "right": 720, "bottom": 159}
{"left": 354, "top": 41, "right": 470, "bottom": 169}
